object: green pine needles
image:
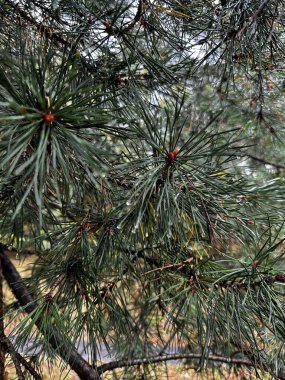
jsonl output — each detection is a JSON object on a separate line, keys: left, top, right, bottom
{"left": 0, "top": 1, "right": 285, "bottom": 379}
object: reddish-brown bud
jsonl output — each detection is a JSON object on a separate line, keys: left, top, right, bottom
{"left": 103, "top": 21, "right": 115, "bottom": 35}
{"left": 42, "top": 112, "right": 55, "bottom": 124}
{"left": 253, "top": 260, "right": 258, "bottom": 268}
{"left": 167, "top": 148, "right": 180, "bottom": 164}
{"left": 168, "top": 152, "right": 174, "bottom": 163}
{"left": 103, "top": 21, "right": 111, "bottom": 29}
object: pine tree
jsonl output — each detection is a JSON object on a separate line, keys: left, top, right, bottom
{"left": 0, "top": 0, "right": 285, "bottom": 379}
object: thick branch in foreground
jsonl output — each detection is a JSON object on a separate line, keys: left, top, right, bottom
{"left": 0, "top": 248, "right": 100, "bottom": 380}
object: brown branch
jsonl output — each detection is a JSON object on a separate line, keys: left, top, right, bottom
{"left": 0, "top": 334, "right": 42, "bottom": 380}
{"left": 120, "top": 0, "right": 144, "bottom": 34}
{"left": 144, "top": 257, "right": 194, "bottom": 275}
{"left": 237, "top": 0, "right": 271, "bottom": 37}
{"left": 266, "top": 6, "right": 285, "bottom": 42}
{"left": 1, "top": 336, "right": 27, "bottom": 380}
{"left": 247, "top": 154, "right": 285, "bottom": 170}
{"left": 0, "top": 246, "right": 101, "bottom": 380}
{"left": 97, "top": 352, "right": 255, "bottom": 374}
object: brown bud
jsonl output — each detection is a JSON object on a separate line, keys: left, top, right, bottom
{"left": 42, "top": 112, "right": 55, "bottom": 124}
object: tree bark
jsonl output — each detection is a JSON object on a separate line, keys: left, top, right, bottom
{"left": 0, "top": 248, "right": 101, "bottom": 380}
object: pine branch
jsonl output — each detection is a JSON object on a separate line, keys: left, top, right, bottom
{"left": 3, "top": 0, "right": 141, "bottom": 74}
{"left": 218, "top": 273, "right": 285, "bottom": 289}
{"left": 93, "top": 247, "right": 160, "bottom": 305}
{"left": 97, "top": 352, "right": 254, "bottom": 374}
{"left": 230, "top": 339, "right": 285, "bottom": 380}
{"left": 0, "top": 246, "right": 101, "bottom": 380}
{"left": 119, "top": 0, "right": 144, "bottom": 34}
{"left": 0, "top": 336, "right": 32, "bottom": 380}
{"left": 3, "top": 0, "right": 97, "bottom": 73}
{"left": 144, "top": 257, "right": 194, "bottom": 275}
{"left": 97, "top": 352, "right": 285, "bottom": 379}
{"left": 247, "top": 154, "right": 285, "bottom": 170}
{"left": 17, "top": 0, "right": 70, "bottom": 25}
{"left": 254, "top": 0, "right": 272, "bottom": 18}
{"left": 0, "top": 1, "right": 285, "bottom": 378}
{"left": 237, "top": 0, "right": 271, "bottom": 37}
{"left": 4, "top": 0, "right": 68, "bottom": 46}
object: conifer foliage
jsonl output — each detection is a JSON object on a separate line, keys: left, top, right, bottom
{"left": 0, "top": 0, "right": 285, "bottom": 379}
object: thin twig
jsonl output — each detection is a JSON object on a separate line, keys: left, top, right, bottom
{"left": 144, "top": 257, "right": 194, "bottom": 275}
{"left": 247, "top": 154, "right": 285, "bottom": 170}
{"left": 237, "top": 0, "right": 271, "bottom": 37}
{"left": 120, "top": 0, "right": 144, "bottom": 33}
{"left": 267, "top": 6, "right": 285, "bottom": 42}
